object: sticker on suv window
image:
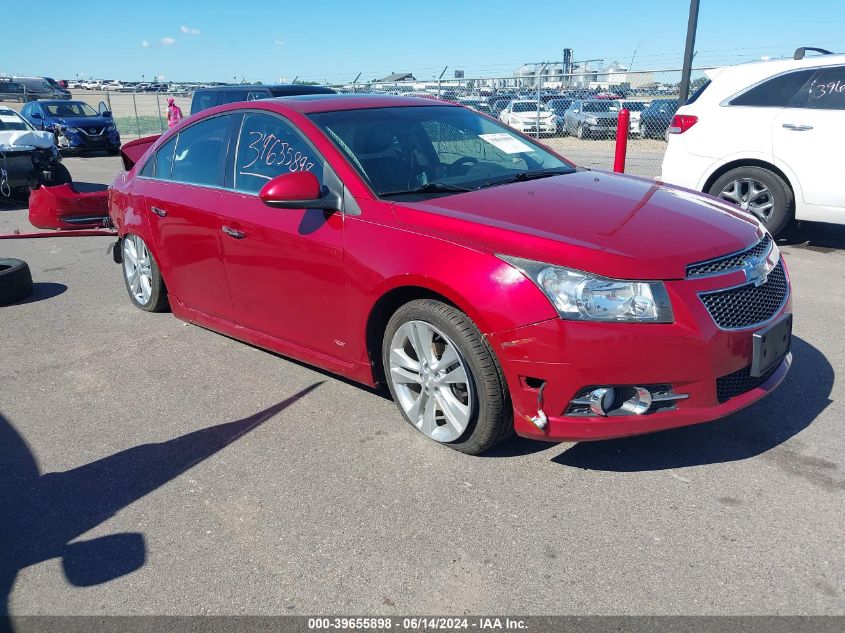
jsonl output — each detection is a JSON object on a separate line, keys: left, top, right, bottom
{"left": 478, "top": 133, "right": 533, "bottom": 154}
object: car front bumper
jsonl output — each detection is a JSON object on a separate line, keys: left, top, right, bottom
{"left": 513, "top": 120, "right": 557, "bottom": 133}
{"left": 58, "top": 131, "right": 121, "bottom": 151}
{"left": 489, "top": 262, "right": 793, "bottom": 442}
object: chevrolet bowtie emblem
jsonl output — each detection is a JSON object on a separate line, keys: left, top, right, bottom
{"left": 742, "top": 254, "right": 773, "bottom": 287}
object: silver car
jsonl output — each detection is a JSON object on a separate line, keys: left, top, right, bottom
{"left": 562, "top": 99, "right": 619, "bottom": 139}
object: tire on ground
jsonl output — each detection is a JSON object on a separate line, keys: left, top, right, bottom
{"left": 382, "top": 298, "right": 514, "bottom": 455}
{"left": 0, "top": 258, "right": 34, "bottom": 305}
{"left": 121, "top": 235, "right": 170, "bottom": 313}
{"left": 708, "top": 165, "right": 794, "bottom": 237}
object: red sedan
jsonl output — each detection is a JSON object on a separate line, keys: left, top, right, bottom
{"left": 107, "top": 95, "right": 792, "bottom": 454}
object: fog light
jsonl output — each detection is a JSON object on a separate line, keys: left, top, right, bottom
{"left": 619, "top": 387, "right": 653, "bottom": 415}
{"left": 586, "top": 387, "right": 616, "bottom": 416}
{"left": 566, "top": 384, "right": 688, "bottom": 417}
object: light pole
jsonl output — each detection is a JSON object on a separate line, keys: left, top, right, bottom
{"left": 678, "top": 0, "right": 701, "bottom": 104}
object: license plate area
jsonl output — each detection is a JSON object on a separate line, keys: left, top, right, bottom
{"left": 750, "top": 313, "right": 792, "bottom": 378}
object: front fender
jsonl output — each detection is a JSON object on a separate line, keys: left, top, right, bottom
{"left": 344, "top": 216, "right": 558, "bottom": 368}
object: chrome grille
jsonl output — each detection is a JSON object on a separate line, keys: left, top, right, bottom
{"left": 699, "top": 260, "right": 788, "bottom": 329}
{"left": 686, "top": 235, "right": 772, "bottom": 278}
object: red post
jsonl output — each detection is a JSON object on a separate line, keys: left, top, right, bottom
{"left": 613, "top": 108, "right": 630, "bottom": 173}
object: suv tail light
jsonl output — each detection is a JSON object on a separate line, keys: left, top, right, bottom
{"left": 668, "top": 114, "right": 698, "bottom": 134}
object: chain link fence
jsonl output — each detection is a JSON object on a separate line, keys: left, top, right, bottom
{"left": 3, "top": 67, "right": 712, "bottom": 178}
{"left": 0, "top": 88, "right": 192, "bottom": 141}
{"left": 333, "top": 68, "right": 711, "bottom": 178}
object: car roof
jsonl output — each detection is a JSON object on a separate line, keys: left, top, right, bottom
{"left": 36, "top": 99, "right": 84, "bottom": 105}
{"left": 254, "top": 94, "right": 460, "bottom": 114}
{"left": 194, "top": 83, "right": 332, "bottom": 93}
{"left": 697, "top": 53, "right": 845, "bottom": 103}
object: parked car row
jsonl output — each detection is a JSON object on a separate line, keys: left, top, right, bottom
{"left": 0, "top": 77, "right": 71, "bottom": 102}
{"left": 451, "top": 89, "right": 680, "bottom": 140}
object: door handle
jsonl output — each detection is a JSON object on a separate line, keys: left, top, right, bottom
{"left": 150, "top": 206, "right": 167, "bottom": 217}
{"left": 782, "top": 123, "right": 813, "bottom": 131}
{"left": 222, "top": 226, "right": 245, "bottom": 239}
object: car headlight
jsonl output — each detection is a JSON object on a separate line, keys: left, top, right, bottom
{"left": 586, "top": 116, "right": 599, "bottom": 124}
{"left": 498, "top": 255, "right": 674, "bottom": 323}
{"left": 63, "top": 126, "right": 79, "bottom": 134}
{"left": 107, "top": 123, "right": 117, "bottom": 132}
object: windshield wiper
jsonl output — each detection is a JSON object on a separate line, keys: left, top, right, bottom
{"left": 379, "top": 182, "right": 473, "bottom": 197}
{"left": 479, "top": 168, "right": 573, "bottom": 189}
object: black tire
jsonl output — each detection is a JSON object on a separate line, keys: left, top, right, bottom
{"left": 52, "top": 163, "right": 73, "bottom": 185}
{"left": 38, "top": 162, "right": 73, "bottom": 187}
{"left": 0, "top": 258, "right": 34, "bottom": 305}
{"left": 382, "top": 299, "right": 513, "bottom": 455}
{"left": 707, "top": 166, "right": 794, "bottom": 237}
{"left": 121, "top": 235, "right": 170, "bottom": 312}
{"left": 577, "top": 123, "right": 588, "bottom": 140}
{"left": 9, "top": 187, "right": 31, "bottom": 202}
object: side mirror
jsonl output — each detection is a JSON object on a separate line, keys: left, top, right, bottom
{"left": 101, "top": 110, "right": 113, "bottom": 118}
{"left": 31, "top": 111, "right": 42, "bottom": 119}
{"left": 259, "top": 172, "right": 337, "bottom": 210}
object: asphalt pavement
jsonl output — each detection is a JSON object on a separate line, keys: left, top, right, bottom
{"left": 0, "top": 155, "right": 842, "bottom": 616}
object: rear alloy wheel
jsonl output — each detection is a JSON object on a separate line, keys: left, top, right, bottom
{"left": 708, "top": 166, "right": 793, "bottom": 236}
{"left": 121, "top": 234, "right": 169, "bottom": 312}
{"left": 383, "top": 299, "right": 513, "bottom": 455}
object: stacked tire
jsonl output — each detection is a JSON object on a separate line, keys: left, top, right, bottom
{"left": 0, "top": 259, "right": 34, "bottom": 305}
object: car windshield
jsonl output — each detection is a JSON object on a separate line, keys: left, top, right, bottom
{"left": 622, "top": 101, "right": 647, "bottom": 111}
{"left": 647, "top": 99, "right": 679, "bottom": 112}
{"left": 583, "top": 101, "right": 613, "bottom": 112}
{"left": 0, "top": 108, "right": 33, "bottom": 131}
{"left": 43, "top": 102, "right": 99, "bottom": 117}
{"left": 548, "top": 100, "right": 572, "bottom": 110}
{"left": 511, "top": 102, "right": 545, "bottom": 113}
{"left": 309, "top": 105, "right": 574, "bottom": 197}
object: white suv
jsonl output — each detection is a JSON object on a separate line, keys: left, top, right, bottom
{"left": 661, "top": 47, "right": 845, "bottom": 235}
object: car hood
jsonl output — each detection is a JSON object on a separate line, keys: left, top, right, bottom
{"left": 581, "top": 111, "right": 618, "bottom": 119}
{"left": 510, "top": 111, "right": 554, "bottom": 118}
{"left": 392, "top": 170, "right": 762, "bottom": 280}
{"left": 51, "top": 116, "right": 112, "bottom": 128}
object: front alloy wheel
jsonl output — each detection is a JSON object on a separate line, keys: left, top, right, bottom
{"left": 389, "top": 320, "right": 473, "bottom": 443}
{"left": 382, "top": 299, "right": 513, "bottom": 455}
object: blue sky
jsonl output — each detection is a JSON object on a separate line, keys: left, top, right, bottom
{"left": 3, "top": 0, "right": 842, "bottom": 83}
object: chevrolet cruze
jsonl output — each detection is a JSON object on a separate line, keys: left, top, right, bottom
{"left": 108, "top": 95, "right": 792, "bottom": 454}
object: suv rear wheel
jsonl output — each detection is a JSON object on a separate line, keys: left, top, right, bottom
{"left": 708, "top": 166, "right": 793, "bottom": 236}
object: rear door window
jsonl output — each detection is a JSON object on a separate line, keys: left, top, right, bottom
{"left": 191, "top": 91, "right": 218, "bottom": 115}
{"left": 729, "top": 69, "right": 817, "bottom": 107}
{"left": 802, "top": 66, "right": 845, "bottom": 110}
{"left": 170, "top": 115, "right": 232, "bottom": 187}
{"left": 219, "top": 90, "right": 249, "bottom": 105}
{"left": 232, "top": 112, "right": 323, "bottom": 194}
{"left": 141, "top": 135, "right": 177, "bottom": 179}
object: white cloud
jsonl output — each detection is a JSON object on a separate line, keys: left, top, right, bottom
{"left": 274, "top": 39, "right": 286, "bottom": 47}
{"left": 180, "top": 25, "right": 201, "bottom": 35}
{"left": 141, "top": 40, "right": 149, "bottom": 48}
{"left": 161, "top": 37, "right": 176, "bottom": 46}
